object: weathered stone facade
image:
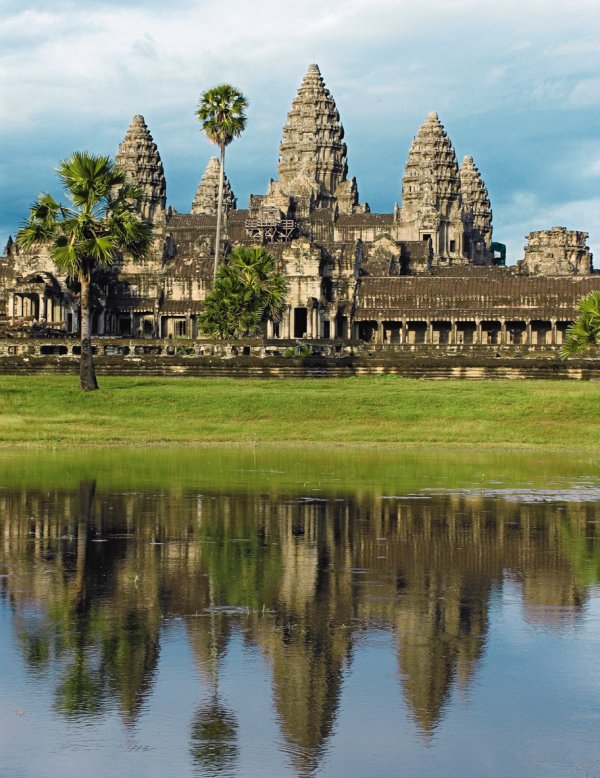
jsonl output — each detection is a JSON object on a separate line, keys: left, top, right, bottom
{"left": 397, "top": 112, "right": 466, "bottom": 263}
{"left": 192, "top": 157, "right": 236, "bottom": 216}
{"left": 256, "top": 63, "right": 368, "bottom": 219}
{"left": 522, "top": 227, "right": 593, "bottom": 276}
{"left": 0, "top": 64, "right": 597, "bottom": 351}
{"left": 115, "top": 115, "right": 167, "bottom": 224}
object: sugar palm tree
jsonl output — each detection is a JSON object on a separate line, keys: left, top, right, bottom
{"left": 229, "top": 246, "right": 287, "bottom": 325}
{"left": 561, "top": 291, "right": 600, "bottom": 357}
{"left": 198, "top": 246, "right": 287, "bottom": 339}
{"left": 17, "top": 151, "right": 152, "bottom": 390}
{"left": 195, "top": 85, "right": 248, "bottom": 279}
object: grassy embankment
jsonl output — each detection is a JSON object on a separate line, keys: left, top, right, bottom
{"left": 0, "top": 374, "right": 599, "bottom": 449}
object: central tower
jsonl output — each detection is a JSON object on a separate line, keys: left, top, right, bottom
{"left": 278, "top": 63, "right": 347, "bottom": 208}
{"left": 255, "top": 64, "right": 367, "bottom": 219}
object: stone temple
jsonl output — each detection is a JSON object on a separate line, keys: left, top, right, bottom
{"left": 1, "top": 64, "right": 598, "bottom": 351}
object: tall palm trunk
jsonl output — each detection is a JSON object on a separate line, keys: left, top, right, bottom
{"left": 79, "top": 274, "right": 98, "bottom": 391}
{"left": 213, "top": 145, "right": 226, "bottom": 280}
{"left": 73, "top": 480, "right": 96, "bottom": 613}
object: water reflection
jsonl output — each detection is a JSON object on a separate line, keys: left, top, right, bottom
{"left": 1, "top": 456, "right": 600, "bottom": 776}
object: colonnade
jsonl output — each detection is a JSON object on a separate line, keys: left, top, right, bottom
{"left": 265, "top": 305, "right": 351, "bottom": 340}
{"left": 356, "top": 317, "right": 570, "bottom": 347}
{"left": 9, "top": 292, "right": 66, "bottom": 327}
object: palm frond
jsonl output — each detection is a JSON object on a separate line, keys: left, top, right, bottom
{"left": 195, "top": 84, "right": 248, "bottom": 147}
{"left": 561, "top": 292, "right": 600, "bottom": 358}
{"left": 199, "top": 246, "right": 287, "bottom": 339}
{"left": 18, "top": 151, "right": 152, "bottom": 274}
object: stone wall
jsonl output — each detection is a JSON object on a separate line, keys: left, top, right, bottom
{"left": 522, "top": 227, "right": 593, "bottom": 275}
{"left": 1, "top": 337, "right": 599, "bottom": 380}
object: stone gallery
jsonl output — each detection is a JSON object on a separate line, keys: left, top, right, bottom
{"left": 1, "top": 64, "right": 598, "bottom": 350}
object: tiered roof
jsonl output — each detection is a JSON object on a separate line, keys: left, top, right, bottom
{"left": 276, "top": 64, "right": 354, "bottom": 209}
{"left": 460, "top": 155, "right": 492, "bottom": 240}
{"left": 116, "top": 115, "right": 166, "bottom": 223}
{"left": 191, "top": 157, "right": 236, "bottom": 216}
{"left": 401, "top": 112, "right": 461, "bottom": 215}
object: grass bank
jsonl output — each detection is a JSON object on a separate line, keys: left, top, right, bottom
{"left": 0, "top": 374, "right": 598, "bottom": 449}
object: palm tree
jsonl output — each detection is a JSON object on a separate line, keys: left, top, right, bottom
{"left": 17, "top": 151, "right": 152, "bottom": 390}
{"left": 195, "top": 85, "right": 248, "bottom": 279}
{"left": 561, "top": 291, "right": 600, "bottom": 357}
{"left": 229, "top": 246, "right": 288, "bottom": 325}
{"left": 198, "top": 246, "right": 287, "bottom": 339}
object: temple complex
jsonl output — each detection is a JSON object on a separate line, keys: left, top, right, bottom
{"left": 0, "top": 63, "right": 598, "bottom": 354}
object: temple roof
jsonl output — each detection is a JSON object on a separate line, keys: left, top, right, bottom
{"left": 401, "top": 112, "right": 461, "bottom": 212}
{"left": 275, "top": 64, "right": 354, "bottom": 209}
{"left": 116, "top": 115, "right": 167, "bottom": 223}
{"left": 460, "top": 155, "right": 492, "bottom": 239}
{"left": 192, "top": 157, "right": 236, "bottom": 216}
{"left": 356, "top": 274, "right": 600, "bottom": 319}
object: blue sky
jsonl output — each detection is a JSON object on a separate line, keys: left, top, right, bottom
{"left": 2, "top": 0, "right": 600, "bottom": 262}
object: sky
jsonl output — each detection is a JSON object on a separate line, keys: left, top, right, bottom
{"left": 2, "top": 0, "right": 600, "bottom": 263}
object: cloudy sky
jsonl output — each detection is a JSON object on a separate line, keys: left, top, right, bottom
{"left": 2, "top": 0, "right": 600, "bottom": 262}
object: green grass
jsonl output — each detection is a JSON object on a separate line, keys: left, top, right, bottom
{"left": 0, "top": 374, "right": 599, "bottom": 449}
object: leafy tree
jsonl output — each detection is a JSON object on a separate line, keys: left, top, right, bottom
{"left": 561, "top": 291, "right": 600, "bottom": 357}
{"left": 195, "top": 85, "right": 248, "bottom": 279}
{"left": 199, "top": 246, "right": 287, "bottom": 339}
{"left": 17, "top": 152, "right": 152, "bottom": 390}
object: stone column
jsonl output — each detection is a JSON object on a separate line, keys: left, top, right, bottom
{"left": 551, "top": 318, "right": 557, "bottom": 346}
{"left": 426, "top": 319, "right": 433, "bottom": 345}
{"left": 130, "top": 311, "right": 135, "bottom": 337}
{"left": 451, "top": 318, "right": 457, "bottom": 345}
{"left": 475, "top": 318, "right": 482, "bottom": 345}
{"left": 284, "top": 307, "right": 291, "bottom": 339}
{"left": 377, "top": 319, "right": 383, "bottom": 344}
{"left": 526, "top": 320, "right": 532, "bottom": 346}
{"left": 500, "top": 318, "right": 507, "bottom": 346}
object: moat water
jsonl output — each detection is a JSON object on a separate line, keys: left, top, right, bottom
{"left": 1, "top": 447, "right": 599, "bottom": 778}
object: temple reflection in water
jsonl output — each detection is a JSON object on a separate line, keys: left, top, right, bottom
{"left": 1, "top": 481, "right": 599, "bottom": 775}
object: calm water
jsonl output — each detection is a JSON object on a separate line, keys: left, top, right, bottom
{"left": 1, "top": 448, "right": 599, "bottom": 778}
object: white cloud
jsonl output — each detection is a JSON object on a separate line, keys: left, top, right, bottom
{"left": 2, "top": 0, "right": 600, "bottom": 257}
{"left": 497, "top": 194, "right": 600, "bottom": 264}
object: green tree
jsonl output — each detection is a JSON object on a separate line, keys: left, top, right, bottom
{"left": 561, "top": 291, "right": 600, "bottom": 357}
{"left": 195, "top": 85, "right": 248, "bottom": 279}
{"left": 199, "top": 246, "right": 287, "bottom": 339}
{"left": 17, "top": 152, "right": 152, "bottom": 390}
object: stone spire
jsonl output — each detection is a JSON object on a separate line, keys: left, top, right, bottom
{"left": 460, "top": 155, "right": 492, "bottom": 243}
{"left": 399, "top": 112, "right": 463, "bottom": 261}
{"left": 401, "top": 112, "right": 461, "bottom": 218}
{"left": 191, "top": 157, "right": 236, "bottom": 216}
{"left": 116, "top": 115, "right": 166, "bottom": 224}
{"left": 264, "top": 64, "right": 365, "bottom": 216}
